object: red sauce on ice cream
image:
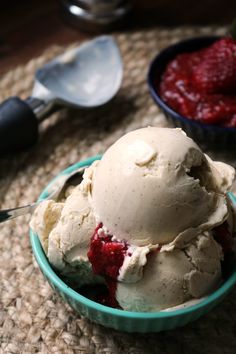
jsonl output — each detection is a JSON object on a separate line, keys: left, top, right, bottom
{"left": 213, "top": 221, "right": 234, "bottom": 255}
{"left": 88, "top": 224, "right": 129, "bottom": 307}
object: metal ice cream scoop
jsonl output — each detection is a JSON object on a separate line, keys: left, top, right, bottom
{"left": 0, "top": 36, "right": 123, "bottom": 154}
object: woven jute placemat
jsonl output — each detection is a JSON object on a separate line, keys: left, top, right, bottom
{"left": 0, "top": 26, "right": 236, "bottom": 354}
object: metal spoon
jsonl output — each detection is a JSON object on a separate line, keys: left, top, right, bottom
{"left": 0, "top": 166, "right": 85, "bottom": 223}
{"left": 0, "top": 36, "right": 123, "bottom": 154}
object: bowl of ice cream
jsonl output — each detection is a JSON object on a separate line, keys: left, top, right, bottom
{"left": 30, "top": 127, "right": 236, "bottom": 332}
{"left": 148, "top": 36, "right": 236, "bottom": 147}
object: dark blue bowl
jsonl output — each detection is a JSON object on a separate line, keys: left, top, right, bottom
{"left": 148, "top": 36, "right": 236, "bottom": 148}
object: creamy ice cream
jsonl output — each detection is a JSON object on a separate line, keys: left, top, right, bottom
{"left": 91, "top": 128, "right": 234, "bottom": 249}
{"left": 116, "top": 232, "right": 223, "bottom": 311}
{"left": 30, "top": 127, "right": 235, "bottom": 311}
{"left": 30, "top": 183, "right": 102, "bottom": 287}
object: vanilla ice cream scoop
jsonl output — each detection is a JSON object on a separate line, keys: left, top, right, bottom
{"left": 30, "top": 183, "right": 102, "bottom": 287}
{"left": 116, "top": 233, "right": 223, "bottom": 312}
{"left": 91, "top": 127, "right": 235, "bottom": 247}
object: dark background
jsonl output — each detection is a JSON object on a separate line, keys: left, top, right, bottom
{"left": 0, "top": 0, "right": 235, "bottom": 74}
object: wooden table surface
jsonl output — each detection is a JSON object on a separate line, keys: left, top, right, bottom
{"left": 0, "top": 0, "right": 235, "bottom": 75}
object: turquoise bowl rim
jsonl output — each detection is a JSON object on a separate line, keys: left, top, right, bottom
{"left": 30, "top": 155, "right": 236, "bottom": 321}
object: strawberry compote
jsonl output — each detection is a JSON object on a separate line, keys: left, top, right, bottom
{"left": 159, "top": 37, "right": 236, "bottom": 127}
{"left": 213, "top": 221, "right": 234, "bottom": 255}
{"left": 87, "top": 223, "right": 129, "bottom": 307}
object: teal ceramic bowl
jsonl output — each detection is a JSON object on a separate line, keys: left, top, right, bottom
{"left": 30, "top": 156, "right": 236, "bottom": 333}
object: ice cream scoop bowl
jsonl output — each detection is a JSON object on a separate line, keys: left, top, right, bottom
{"left": 30, "top": 156, "right": 236, "bottom": 333}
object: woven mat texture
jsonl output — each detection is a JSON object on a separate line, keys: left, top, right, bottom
{"left": 1, "top": 26, "right": 236, "bottom": 354}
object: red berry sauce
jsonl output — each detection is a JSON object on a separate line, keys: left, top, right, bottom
{"left": 159, "top": 47, "right": 236, "bottom": 127}
{"left": 213, "top": 221, "right": 235, "bottom": 279}
{"left": 87, "top": 223, "right": 129, "bottom": 308}
{"left": 95, "top": 279, "right": 121, "bottom": 308}
{"left": 213, "top": 221, "right": 233, "bottom": 255}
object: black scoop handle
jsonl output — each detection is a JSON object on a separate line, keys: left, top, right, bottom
{"left": 0, "top": 97, "right": 39, "bottom": 155}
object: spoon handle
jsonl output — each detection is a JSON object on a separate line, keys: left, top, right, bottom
{"left": 0, "top": 203, "right": 38, "bottom": 223}
{"left": 0, "top": 97, "right": 39, "bottom": 156}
